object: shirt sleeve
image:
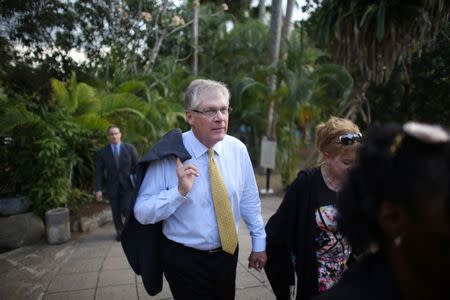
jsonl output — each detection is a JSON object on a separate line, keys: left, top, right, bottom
{"left": 134, "top": 158, "right": 188, "bottom": 224}
{"left": 239, "top": 148, "right": 267, "bottom": 252}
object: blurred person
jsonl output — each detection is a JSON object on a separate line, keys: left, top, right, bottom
{"left": 132, "top": 79, "right": 267, "bottom": 299}
{"left": 95, "top": 125, "right": 138, "bottom": 241}
{"left": 265, "top": 116, "right": 362, "bottom": 299}
{"left": 313, "top": 122, "right": 450, "bottom": 300}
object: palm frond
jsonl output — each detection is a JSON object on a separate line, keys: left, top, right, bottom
{"left": 75, "top": 83, "right": 100, "bottom": 116}
{"left": 51, "top": 79, "right": 74, "bottom": 112}
{"left": 113, "top": 80, "right": 148, "bottom": 94}
{"left": 109, "top": 107, "right": 148, "bottom": 120}
{"left": 231, "top": 76, "right": 269, "bottom": 106}
{"left": 316, "top": 0, "right": 450, "bottom": 84}
{"left": 0, "top": 106, "right": 41, "bottom": 134}
{"left": 311, "top": 64, "right": 354, "bottom": 105}
{"left": 99, "top": 93, "right": 150, "bottom": 118}
{"left": 282, "top": 69, "right": 313, "bottom": 107}
{"left": 74, "top": 114, "right": 110, "bottom": 132}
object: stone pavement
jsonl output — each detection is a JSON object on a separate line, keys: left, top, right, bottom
{"left": 0, "top": 195, "right": 283, "bottom": 300}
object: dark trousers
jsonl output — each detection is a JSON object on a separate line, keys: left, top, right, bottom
{"left": 109, "top": 186, "right": 132, "bottom": 237}
{"left": 162, "top": 236, "right": 239, "bottom": 300}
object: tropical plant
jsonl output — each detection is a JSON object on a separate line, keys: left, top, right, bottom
{"left": 0, "top": 105, "right": 87, "bottom": 216}
{"left": 212, "top": 19, "right": 269, "bottom": 79}
{"left": 0, "top": 72, "right": 155, "bottom": 216}
{"left": 312, "top": 0, "right": 450, "bottom": 122}
{"left": 67, "top": 188, "right": 94, "bottom": 223}
{"left": 276, "top": 27, "right": 354, "bottom": 185}
{"left": 368, "top": 23, "right": 450, "bottom": 126}
{"left": 315, "top": 0, "right": 450, "bottom": 84}
{"left": 101, "top": 60, "right": 190, "bottom": 151}
{"left": 229, "top": 75, "right": 270, "bottom": 159}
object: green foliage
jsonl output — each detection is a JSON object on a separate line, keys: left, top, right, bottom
{"left": 368, "top": 24, "right": 450, "bottom": 126}
{"left": 1, "top": 71, "right": 161, "bottom": 216}
{"left": 8, "top": 109, "right": 95, "bottom": 217}
{"left": 1, "top": 0, "right": 448, "bottom": 199}
{"left": 193, "top": 20, "right": 356, "bottom": 185}
{"left": 30, "top": 134, "right": 71, "bottom": 216}
{"left": 97, "top": 60, "right": 191, "bottom": 151}
{"left": 274, "top": 27, "right": 354, "bottom": 184}
{"left": 0, "top": 101, "right": 41, "bottom": 134}
{"left": 67, "top": 188, "right": 94, "bottom": 220}
{"left": 228, "top": 75, "right": 269, "bottom": 160}
{"left": 114, "top": 81, "right": 148, "bottom": 94}
{"left": 199, "top": 18, "right": 269, "bottom": 79}
{"left": 313, "top": 0, "right": 450, "bottom": 84}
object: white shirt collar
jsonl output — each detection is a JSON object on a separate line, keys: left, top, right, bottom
{"left": 111, "top": 143, "right": 121, "bottom": 150}
{"left": 186, "top": 130, "right": 223, "bottom": 159}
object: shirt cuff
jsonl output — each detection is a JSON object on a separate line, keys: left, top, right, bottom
{"left": 166, "top": 186, "right": 187, "bottom": 208}
{"left": 251, "top": 237, "right": 266, "bottom": 252}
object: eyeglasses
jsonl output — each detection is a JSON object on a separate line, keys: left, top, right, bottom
{"left": 338, "top": 133, "right": 362, "bottom": 145}
{"left": 191, "top": 107, "right": 232, "bottom": 118}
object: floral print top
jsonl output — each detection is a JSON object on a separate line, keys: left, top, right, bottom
{"left": 315, "top": 205, "right": 351, "bottom": 292}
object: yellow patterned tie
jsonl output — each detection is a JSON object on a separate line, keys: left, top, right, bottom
{"left": 208, "top": 148, "right": 238, "bottom": 254}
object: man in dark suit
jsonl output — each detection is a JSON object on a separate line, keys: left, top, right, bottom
{"left": 96, "top": 125, "right": 138, "bottom": 241}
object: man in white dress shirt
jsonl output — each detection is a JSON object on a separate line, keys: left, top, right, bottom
{"left": 134, "top": 79, "right": 267, "bottom": 299}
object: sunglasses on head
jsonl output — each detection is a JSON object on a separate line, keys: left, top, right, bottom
{"left": 339, "top": 133, "right": 362, "bottom": 145}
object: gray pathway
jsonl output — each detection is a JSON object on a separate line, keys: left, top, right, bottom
{"left": 0, "top": 195, "right": 282, "bottom": 300}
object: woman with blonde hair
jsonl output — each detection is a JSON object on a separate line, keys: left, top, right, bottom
{"left": 265, "top": 116, "right": 362, "bottom": 300}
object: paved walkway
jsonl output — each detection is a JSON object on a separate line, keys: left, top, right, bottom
{"left": 0, "top": 195, "right": 282, "bottom": 300}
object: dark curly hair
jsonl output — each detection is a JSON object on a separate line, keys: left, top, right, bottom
{"left": 337, "top": 122, "right": 450, "bottom": 252}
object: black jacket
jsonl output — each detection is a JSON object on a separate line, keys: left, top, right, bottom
{"left": 120, "top": 129, "right": 191, "bottom": 296}
{"left": 265, "top": 168, "right": 320, "bottom": 300}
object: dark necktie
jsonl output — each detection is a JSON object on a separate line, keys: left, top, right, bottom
{"left": 113, "top": 145, "right": 119, "bottom": 167}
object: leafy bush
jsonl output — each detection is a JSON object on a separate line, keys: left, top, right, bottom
{"left": 11, "top": 113, "right": 89, "bottom": 217}
{"left": 67, "top": 188, "right": 94, "bottom": 220}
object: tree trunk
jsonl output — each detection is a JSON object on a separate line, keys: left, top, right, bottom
{"left": 192, "top": 0, "right": 200, "bottom": 75}
{"left": 258, "top": 0, "right": 266, "bottom": 21}
{"left": 345, "top": 81, "right": 371, "bottom": 124}
{"left": 280, "top": 0, "right": 295, "bottom": 60}
{"left": 146, "top": 29, "right": 167, "bottom": 74}
{"left": 282, "top": 0, "right": 295, "bottom": 41}
{"left": 145, "top": 0, "right": 169, "bottom": 74}
{"left": 133, "top": 0, "right": 143, "bottom": 74}
{"left": 266, "top": 0, "right": 283, "bottom": 138}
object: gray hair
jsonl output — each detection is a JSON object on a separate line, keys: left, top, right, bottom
{"left": 184, "top": 79, "right": 230, "bottom": 110}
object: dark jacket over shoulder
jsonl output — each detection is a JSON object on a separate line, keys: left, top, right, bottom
{"left": 265, "top": 168, "right": 320, "bottom": 300}
{"left": 120, "top": 129, "right": 191, "bottom": 296}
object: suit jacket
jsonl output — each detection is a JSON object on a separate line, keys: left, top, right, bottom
{"left": 96, "top": 142, "right": 138, "bottom": 195}
{"left": 120, "top": 129, "right": 191, "bottom": 296}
